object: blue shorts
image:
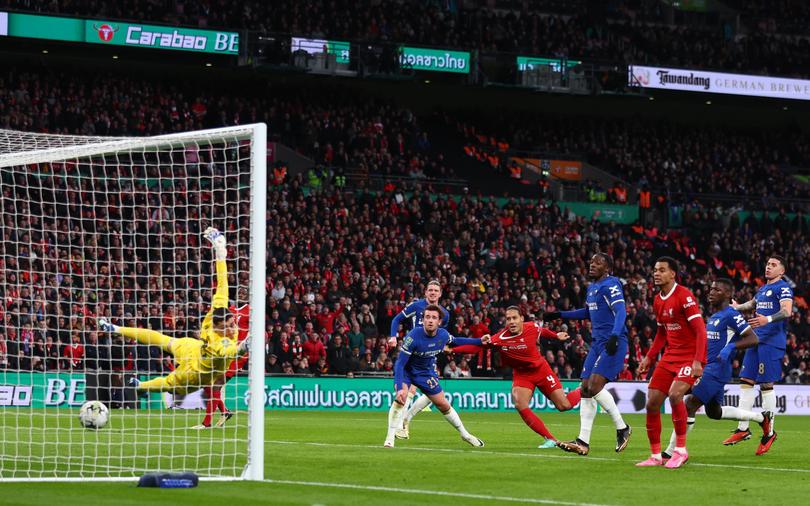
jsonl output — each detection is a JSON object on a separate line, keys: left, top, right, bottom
{"left": 398, "top": 371, "right": 443, "bottom": 396}
{"left": 740, "top": 344, "right": 784, "bottom": 384}
{"left": 581, "top": 338, "right": 628, "bottom": 382}
{"left": 691, "top": 371, "right": 726, "bottom": 406}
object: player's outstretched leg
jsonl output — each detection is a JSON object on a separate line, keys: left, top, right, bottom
{"left": 428, "top": 392, "right": 483, "bottom": 447}
{"left": 98, "top": 318, "right": 173, "bottom": 352}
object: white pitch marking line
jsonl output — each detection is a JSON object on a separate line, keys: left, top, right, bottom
{"left": 264, "top": 478, "right": 616, "bottom": 506}
{"left": 265, "top": 439, "right": 810, "bottom": 474}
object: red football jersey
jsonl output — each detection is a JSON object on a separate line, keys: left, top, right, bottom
{"left": 653, "top": 284, "right": 704, "bottom": 363}
{"left": 490, "top": 321, "right": 557, "bottom": 370}
{"left": 230, "top": 304, "right": 250, "bottom": 342}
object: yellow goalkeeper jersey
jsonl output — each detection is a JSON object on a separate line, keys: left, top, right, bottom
{"left": 197, "top": 258, "right": 240, "bottom": 374}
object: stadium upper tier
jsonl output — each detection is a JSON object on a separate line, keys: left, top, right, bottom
{"left": 2, "top": 0, "right": 810, "bottom": 77}
{"left": 2, "top": 65, "right": 809, "bottom": 204}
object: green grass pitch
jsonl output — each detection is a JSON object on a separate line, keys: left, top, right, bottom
{"left": 1, "top": 410, "right": 808, "bottom": 505}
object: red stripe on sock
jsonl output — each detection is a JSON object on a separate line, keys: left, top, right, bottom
{"left": 518, "top": 408, "right": 555, "bottom": 440}
{"left": 646, "top": 409, "right": 662, "bottom": 454}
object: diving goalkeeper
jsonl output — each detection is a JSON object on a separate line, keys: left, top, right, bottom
{"left": 98, "top": 227, "right": 248, "bottom": 395}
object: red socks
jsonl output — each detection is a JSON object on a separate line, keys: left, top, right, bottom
{"left": 566, "top": 387, "right": 582, "bottom": 408}
{"left": 518, "top": 408, "right": 555, "bottom": 440}
{"left": 672, "top": 400, "right": 688, "bottom": 447}
{"left": 646, "top": 409, "right": 662, "bottom": 454}
{"left": 202, "top": 386, "right": 227, "bottom": 427}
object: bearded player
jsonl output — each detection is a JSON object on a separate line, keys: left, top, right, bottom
{"left": 636, "top": 257, "right": 707, "bottom": 469}
{"left": 419, "top": 306, "right": 580, "bottom": 447}
{"left": 98, "top": 227, "right": 248, "bottom": 395}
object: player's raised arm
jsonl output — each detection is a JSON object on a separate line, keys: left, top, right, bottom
{"left": 730, "top": 297, "right": 755, "bottom": 312}
{"left": 204, "top": 226, "right": 229, "bottom": 311}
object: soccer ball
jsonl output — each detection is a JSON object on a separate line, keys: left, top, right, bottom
{"left": 78, "top": 400, "right": 109, "bottom": 430}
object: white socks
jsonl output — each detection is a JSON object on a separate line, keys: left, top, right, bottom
{"left": 737, "top": 384, "right": 756, "bottom": 430}
{"left": 761, "top": 389, "right": 776, "bottom": 431}
{"left": 577, "top": 398, "right": 597, "bottom": 444}
{"left": 442, "top": 407, "right": 471, "bottom": 438}
{"left": 385, "top": 402, "right": 406, "bottom": 443}
{"left": 665, "top": 417, "right": 695, "bottom": 455}
{"left": 721, "top": 406, "right": 764, "bottom": 423}
{"left": 593, "top": 389, "right": 627, "bottom": 430}
{"left": 405, "top": 394, "right": 432, "bottom": 424}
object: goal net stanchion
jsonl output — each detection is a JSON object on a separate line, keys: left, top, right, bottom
{"left": 0, "top": 124, "right": 266, "bottom": 482}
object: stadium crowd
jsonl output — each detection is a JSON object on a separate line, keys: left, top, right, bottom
{"left": 2, "top": 0, "right": 810, "bottom": 77}
{"left": 1, "top": 162, "right": 809, "bottom": 384}
{"left": 3, "top": 65, "right": 810, "bottom": 205}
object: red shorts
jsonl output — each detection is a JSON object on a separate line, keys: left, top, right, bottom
{"left": 225, "top": 355, "right": 249, "bottom": 380}
{"left": 512, "top": 363, "right": 562, "bottom": 398}
{"left": 648, "top": 360, "right": 698, "bottom": 393}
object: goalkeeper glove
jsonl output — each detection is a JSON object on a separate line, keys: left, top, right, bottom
{"left": 542, "top": 311, "right": 561, "bottom": 321}
{"left": 98, "top": 318, "right": 119, "bottom": 334}
{"left": 606, "top": 334, "right": 619, "bottom": 355}
{"left": 203, "top": 227, "right": 227, "bottom": 260}
{"left": 718, "top": 344, "right": 736, "bottom": 364}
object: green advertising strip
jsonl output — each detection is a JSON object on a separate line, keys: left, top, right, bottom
{"left": 0, "top": 371, "right": 86, "bottom": 408}
{"left": 3, "top": 12, "right": 238, "bottom": 54}
{"left": 1, "top": 372, "right": 578, "bottom": 412}
{"left": 516, "top": 56, "right": 582, "bottom": 72}
{"left": 328, "top": 40, "right": 350, "bottom": 64}
{"left": 221, "top": 376, "right": 580, "bottom": 412}
{"left": 399, "top": 46, "right": 470, "bottom": 74}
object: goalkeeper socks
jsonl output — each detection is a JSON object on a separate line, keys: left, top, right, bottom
{"left": 405, "top": 394, "right": 432, "bottom": 424}
{"left": 518, "top": 408, "right": 555, "bottom": 440}
{"left": 565, "top": 387, "right": 582, "bottom": 408}
{"left": 577, "top": 398, "right": 597, "bottom": 444}
{"left": 761, "top": 389, "right": 776, "bottom": 433}
{"left": 672, "top": 400, "right": 689, "bottom": 447}
{"left": 721, "top": 406, "right": 764, "bottom": 423}
{"left": 442, "top": 407, "right": 471, "bottom": 438}
{"left": 665, "top": 417, "right": 695, "bottom": 455}
{"left": 593, "top": 388, "right": 627, "bottom": 430}
{"left": 645, "top": 409, "right": 662, "bottom": 455}
{"left": 212, "top": 388, "right": 226, "bottom": 413}
{"left": 737, "top": 384, "right": 756, "bottom": 431}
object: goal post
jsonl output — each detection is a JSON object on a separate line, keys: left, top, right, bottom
{"left": 0, "top": 124, "right": 267, "bottom": 481}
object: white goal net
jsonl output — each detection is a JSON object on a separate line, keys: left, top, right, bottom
{"left": 0, "top": 125, "right": 266, "bottom": 481}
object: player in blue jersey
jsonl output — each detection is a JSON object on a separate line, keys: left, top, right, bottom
{"left": 724, "top": 255, "right": 792, "bottom": 454}
{"left": 389, "top": 280, "right": 448, "bottom": 439}
{"left": 384, "top": 304, "right": 486, "bottom": 448}
{"left": 661, "top": 278, "right": 772, "bottom": 460}
{"left": 543, "top": 253, "right": 632, "bottom": 455}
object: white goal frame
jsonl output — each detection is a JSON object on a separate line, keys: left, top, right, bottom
{"left": 0, "top": 124, "right": 267, "bottom": 482}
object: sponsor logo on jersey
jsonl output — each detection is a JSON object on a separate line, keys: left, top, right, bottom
{"left": 609, "top": 285, "right": 622, "bottom": 297}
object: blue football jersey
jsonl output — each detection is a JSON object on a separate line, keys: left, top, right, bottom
{"left": 704, "top": 306, "right": 750, "bottom": 381}
{"left": 401, "top": 298, "right": 450, "bottom": 329}
{"left": 399, "top": 327, "right": 455, "bottom": 377}
{"left": 754, "top": 279, "right": 793, "bottom": 348}
{"left": 585, "top": 275, "right": 627, "bottom": 341}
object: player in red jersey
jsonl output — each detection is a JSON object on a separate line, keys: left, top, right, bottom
{"left": 636, "top": 257, "right": 707, "bottom": 468}
{"left": 442, "top": 306, "right": 581, "bottom": 445}
{"left": 192, "top": 302, "right": 250, "bottom": 429}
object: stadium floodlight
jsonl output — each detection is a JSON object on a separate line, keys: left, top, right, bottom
{"left": 0, "top": 125, "right": 267, "bottom": 482}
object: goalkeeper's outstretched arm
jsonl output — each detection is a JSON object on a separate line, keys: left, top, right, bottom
{"left": 201, "top": 227, "right": 247, "bottom": 358}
